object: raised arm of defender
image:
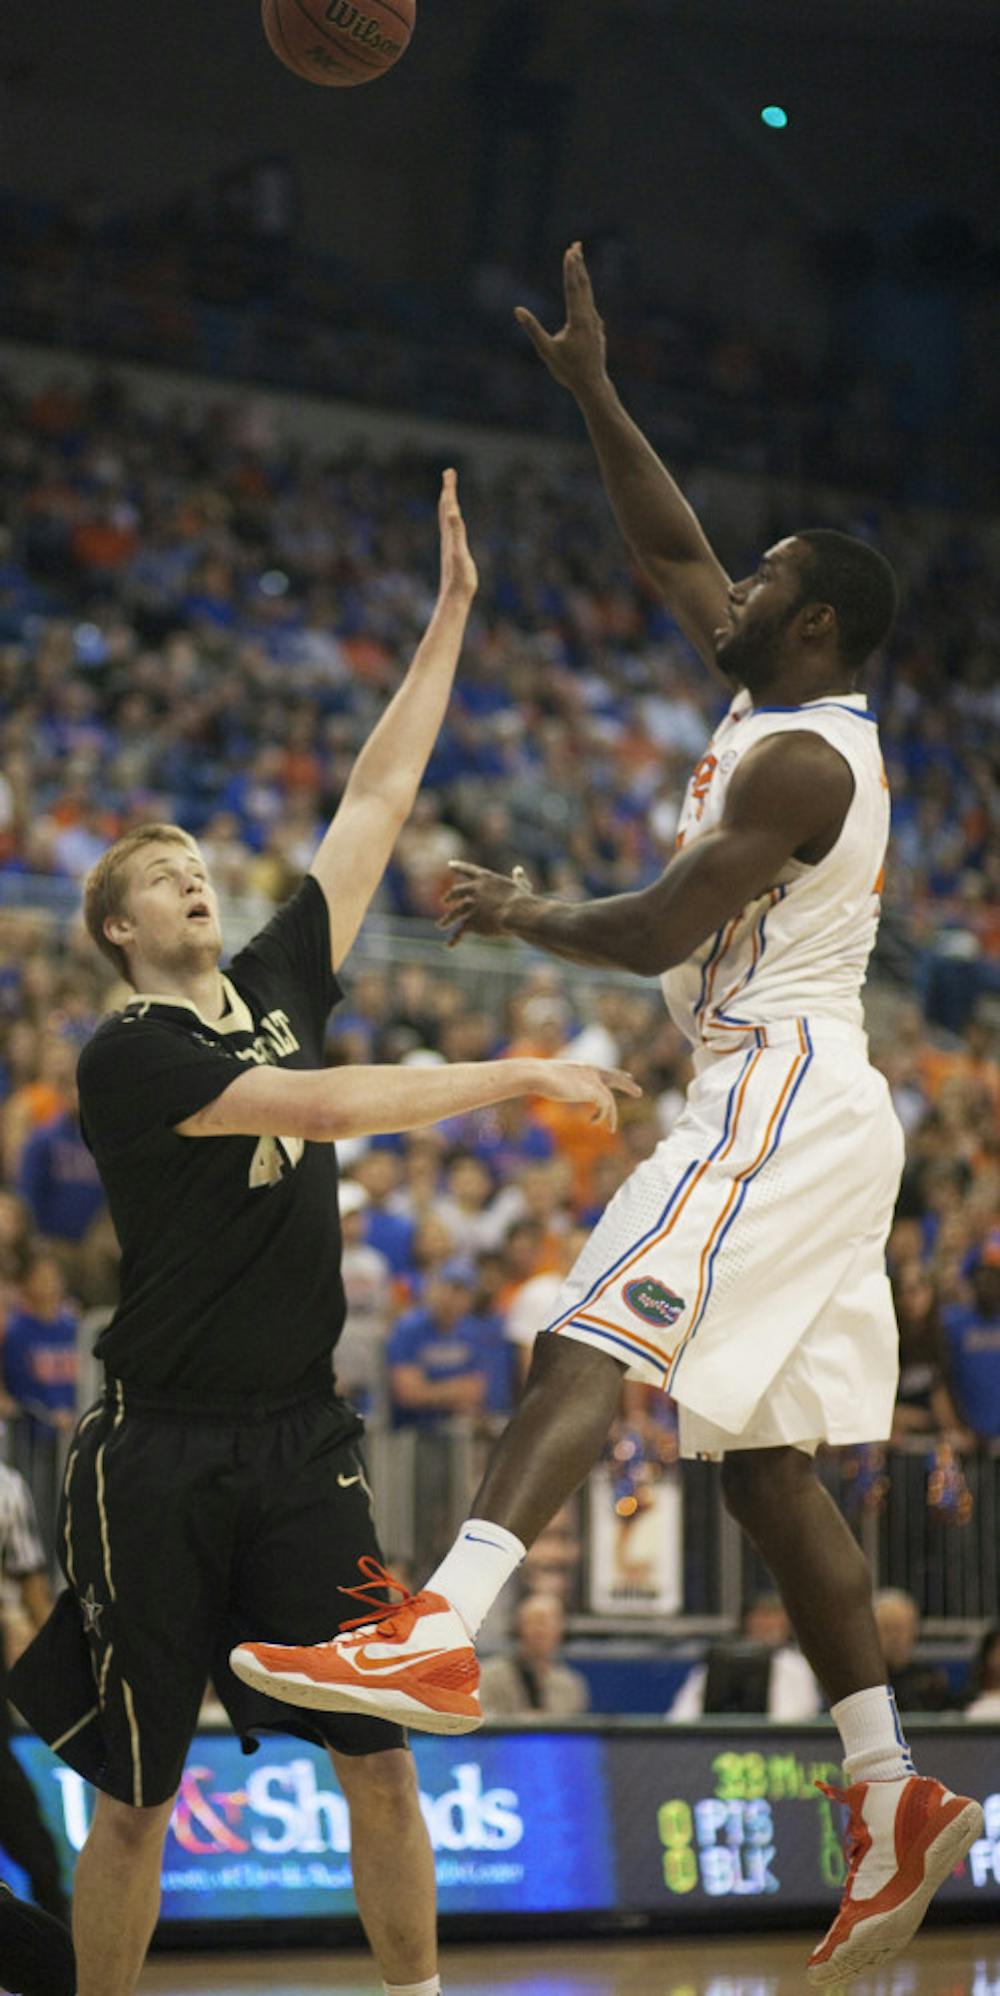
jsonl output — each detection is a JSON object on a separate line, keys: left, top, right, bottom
{"left": 516, "top": 244, "right": 732, "bottom": 674}
{"left": 308, "top": 468, "right": 478, "bottom": 971}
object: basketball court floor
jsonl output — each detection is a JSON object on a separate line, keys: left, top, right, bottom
{"left": 141, "top": 1930, "right": 1000, "bottom": 1994}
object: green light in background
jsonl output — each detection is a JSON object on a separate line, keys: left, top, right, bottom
{"left": 761, "top": 105, "right": 789, "bottom": 129}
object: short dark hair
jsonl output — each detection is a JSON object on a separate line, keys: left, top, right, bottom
{"left": 793, "top": 529, "right": 899, "bottom": 674}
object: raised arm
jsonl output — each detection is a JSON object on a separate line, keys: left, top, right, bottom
{"left": 516, "top": 244, "right": 732, "bottom": 674}
{"left": 440, "top": 732, "right": 855, "bottom": 977}
{"left": 309, "top": 468, "right": 477, "bottom": 971}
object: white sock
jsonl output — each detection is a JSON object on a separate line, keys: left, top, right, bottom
{"left": 427, "top": 1519, "right": 525, "bottom": 1637}
{"left": 832, "top": 1684, "right": 917, "bottom": 1785}
{"left": 384, "top": 1980, "right": 440, "bottom": 1996}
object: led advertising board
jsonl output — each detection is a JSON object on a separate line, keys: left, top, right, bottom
{"left": 7, "top": 1725, "right": 999, "bottom": 1933}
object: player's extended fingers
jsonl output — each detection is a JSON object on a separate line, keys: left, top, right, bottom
{"left": 514, "top": 306, "right": 556, "bottom": 358}
{"left": 564, "top": 241, "right": 596, "bottom": 312}
{"left": 446, "top": 860, "right": 489, "bottom": 881}
{"left": 601, "top": 1067, "right": 644, "bottom": 1099}
{"left": 438, "top": 889, "right": 477, "bottom": 923}
{"left": 444, "top": 916, "right": 471, "bottom": 950}
{"left": 587, "top": 1080, "right": 618, "bottom": 1132}
{"left": 439, "top": 466, "right": 462, "bottom": 528}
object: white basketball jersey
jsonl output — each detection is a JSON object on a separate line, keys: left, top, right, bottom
{"left": 661, "top": 690, "right": 890, "bottom": 1051}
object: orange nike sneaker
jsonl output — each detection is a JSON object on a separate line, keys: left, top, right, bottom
{"left": 807, "top": 1774, "right": 984, "bottom": 1986}
{"left": 229, "top": 1558, "right": 482, "bottom": 1735}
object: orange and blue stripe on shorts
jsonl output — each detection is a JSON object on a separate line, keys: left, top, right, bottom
{"left": 665, "top": 1020, "right": 813, "bottom": 1391}
{"left": 542, "top": 1044, "right": 760, "bottom": 1375}
{"left": 544, "top": 1023, "right": 814, "bottom": 1385}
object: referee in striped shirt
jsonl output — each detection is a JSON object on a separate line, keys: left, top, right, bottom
{"left": 0, "top": 1459, "right": 74, "bottom": 1996}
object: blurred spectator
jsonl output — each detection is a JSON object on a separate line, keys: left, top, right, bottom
{"left": 334, "top": 1180, "right": 392, "bottom": 1420}
{"left": 666, "top": 1594, "right": 822, "bottom": 1721}
{"left": 443, "top": 1099, "right": 555, "bottom": 1182}
{"left": 434, "top": 1150, "right": 508, "bottom": 1255}
{"left": 941, "top": 1233, "right": 1000, "bottom": 1440}
{"left": 0, "top": 1192, "right": 33, "bottom": 1306}
{"left": 872, "top": 1589, "right": 958, "bottom": 1712}
{"left": 387, "top": 1256, "right": 511, "bottom": 1429}
{"left": 519, "top": 1500, "right": 584, "bottom": 1604}
{"left": 16, "top": 1063, "right": 105, "bottom": 1257}
{"left": 494, "top": 1217, "right": 547, "bottom": 1316}
{"left": 3, "top": 1249, "right": 79, "bottom": 1557}
{"left": 352, "top": 1149, "right": 416, "bottom": 1277}
{"left": 387, "top": 1132, "right": 447, "bottom": 1232}
{"left": 964, "top": 1625, "right": 1000, "bottom": 1720}
{"left": 2, "top": 1253, "right": 78, "bottom": 1440}
{"left": 1, "top": 1033, "right": 77, "bottom": 1184}
{"left": 503, "top": 1224, "right": 589, "bottom": 1385}
{"left": 889, "top": 1260, "right": 973, "bottom": 1448}
{"left": 479, "top": 1591, "right": 589, "bottom": 1718}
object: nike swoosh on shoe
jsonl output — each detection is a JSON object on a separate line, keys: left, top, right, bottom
{"left": 350, "top": 1645, "right": 452, "bottom": 1675}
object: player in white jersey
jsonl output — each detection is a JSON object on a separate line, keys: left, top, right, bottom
{"left": 232, "top": 247, "right": 982, "bottom": 1984}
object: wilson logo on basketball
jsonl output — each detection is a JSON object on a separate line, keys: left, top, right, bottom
{"left": 622, "top": 1278, "right": 686, "bottom": 1328}
{"left": 324, "top": 0, "right": 402, "bottom": 53}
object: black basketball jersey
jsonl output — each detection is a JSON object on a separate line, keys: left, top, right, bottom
{"left": 79, "top": 877, "right": 348, "bottom": 1398}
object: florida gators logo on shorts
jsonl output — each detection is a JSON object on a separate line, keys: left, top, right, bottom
{"left": 622, "top": 1277, "right": 686, "bottom": 1327}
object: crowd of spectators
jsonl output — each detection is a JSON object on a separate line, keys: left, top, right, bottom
{"left": 3, "top": 181, "right": 993, "bottom": 505}
{"left": 0, "top": 372, "right": 996, "bottom": 1021}
{"left": 0, "top": 367, "right": 994, "bottom": 1654}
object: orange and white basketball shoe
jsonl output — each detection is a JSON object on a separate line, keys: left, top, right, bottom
{"left": 229, "top": 1558, "right": 481, "bottom": 1735}
{"left": 807, "top": 1774, "right": 984, "bottom": 1985}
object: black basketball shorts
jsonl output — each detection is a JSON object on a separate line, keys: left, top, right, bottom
{"left": 9, "top": 1384, "right": 407, "bottom": 1807}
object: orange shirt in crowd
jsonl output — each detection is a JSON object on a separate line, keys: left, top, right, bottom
{"left": 532, "top": 1095, "right": 620, "bottom": 1209}
{"left": 8, "top": 1082, "right": 68, "bottom": 1132}
{"left": 918, "top": 1049, "right": 999, "bottom": 1109}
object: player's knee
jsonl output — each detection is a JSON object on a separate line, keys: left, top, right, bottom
{"left": 720, "top": 1452, "right": 757, "bottom": 1523}
{"left": 331, "top": 1745, "right": 419, "bottom": 1818}
{"left": 720, "top": 1446, "right": 811, "bottom": 1524}
{"left": 523, "top": 1331, "right": 624, "bottom": 1406}
{"left": 91, "top": 1790, "right": 175, "bottom": 1849}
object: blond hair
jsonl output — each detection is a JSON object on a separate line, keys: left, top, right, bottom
{"left": 83, "top": 824, "right": 199, "bottom": 984}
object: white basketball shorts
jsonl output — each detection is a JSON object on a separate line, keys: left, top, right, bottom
{"left": 542, "top": 1021, "right": 905, "bottom": 1459}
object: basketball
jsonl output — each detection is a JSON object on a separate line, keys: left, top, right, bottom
{"left": 261, "top": 0, "right": 414, "bottom": 87}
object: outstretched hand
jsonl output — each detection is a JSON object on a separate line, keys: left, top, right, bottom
{"left": 514, "top": 242, "right": 607, "bottom": 394}
{"left": 438, "top": 467, "right": 477, "bottom": 603}
{"left": 531, "top": 1060, "right": 643, "bottom": 1132}
{"left": 438, "top": 860, "right": 533, "bottom": 947}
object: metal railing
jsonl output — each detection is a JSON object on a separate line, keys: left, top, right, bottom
{"left": 8, "top": 1409, "right": 995, "bottom": 1644}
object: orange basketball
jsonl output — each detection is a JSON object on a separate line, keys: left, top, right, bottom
{"left": 262, "top": 0, "right": 415, "bottom": 87}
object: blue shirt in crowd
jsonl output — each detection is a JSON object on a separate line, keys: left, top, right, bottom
{"left": 362, "top": 1207, "right": 415, "bottom": 1276}
{"left": 942, "top": 1304, "right": 1000, "bottom": 1438}
{"left": 3, "top": 1307, "right": 79, "bottom": 1433}
{"left": 17, "top": 1112, "right": 105, "bottom": 1243}
{"left": 387, "top": 1308, "right": 511, "bottom": 1429}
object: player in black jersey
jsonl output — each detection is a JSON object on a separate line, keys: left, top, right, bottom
{"left": 10, "top": 471, "right": 638, "bottom": 1996}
